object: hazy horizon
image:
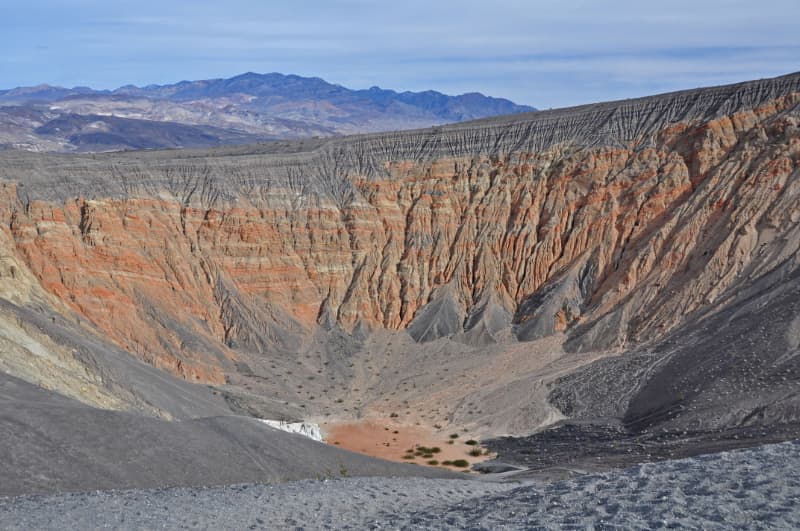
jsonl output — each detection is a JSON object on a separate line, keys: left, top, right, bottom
{"left": 1, "top": 0, "right": 798, "bottom": 108}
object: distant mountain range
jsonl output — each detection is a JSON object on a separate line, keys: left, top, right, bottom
{"left": 0, "top": 73, "right": 535, "bottom": 152}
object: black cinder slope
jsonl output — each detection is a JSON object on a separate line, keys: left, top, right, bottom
{"left": 0, "top": 372, "right": 455, "bottom": 497}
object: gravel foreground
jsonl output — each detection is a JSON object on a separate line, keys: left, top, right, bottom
{"left": 1, "top": 440, "right": 798, "bottom": 530}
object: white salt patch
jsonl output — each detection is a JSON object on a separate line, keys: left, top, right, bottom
{"left": 258, "top": 419, "right": 323, "bottom": 442}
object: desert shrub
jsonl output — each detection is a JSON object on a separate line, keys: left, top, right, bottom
{"left": 427, "top": 460, "right": 439, "bottom": 466}
{"left": 441, "top": 460, "right": 453, "bottom": 466}
{"left": 449, "top": 433, "right": 459, "bottom": 439}
{"left": 468, "top": 448, "right": 482, "bottom": 457}
{"left": 451, "top": 460, "right": 469, "bottom": 468}
{"left": 465, "top": 439, "right": 478, "bottom": 446}
{"left": 416, "top": 446, "right": 440, "bottom": 455}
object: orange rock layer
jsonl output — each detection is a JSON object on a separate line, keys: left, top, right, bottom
{"left": 1, "top": 93, "right": 799, "bottom": 382}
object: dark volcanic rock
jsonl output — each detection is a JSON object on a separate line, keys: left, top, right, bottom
{"left": 32, "top": 114, "right": 271, "bottom": 152}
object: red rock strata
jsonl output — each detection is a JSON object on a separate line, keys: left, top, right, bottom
{"left": 0, "top": 80, "right": 798, "bottom": 383}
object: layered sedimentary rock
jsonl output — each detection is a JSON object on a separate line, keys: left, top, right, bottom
{"left": 0, "top": 72, "right": 798, "bottom": 388}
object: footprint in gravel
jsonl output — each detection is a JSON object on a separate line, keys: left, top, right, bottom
{"left": 603, "top": 502, "right": 621, "bottom": 515}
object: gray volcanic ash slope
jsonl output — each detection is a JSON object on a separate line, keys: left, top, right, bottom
{"left": 0, "top": 372, "right": 454, "bottom": 497}
{"left": 2, "top": 441, "right": 797, "bottom": 529}
{"left": 488, "top": 249, "right": 800, "bottom": 475}
{"left": 0, "top": 72, "right": 798, "bottom": 499}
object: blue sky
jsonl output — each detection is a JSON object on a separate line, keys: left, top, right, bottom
{"left": 1, "top": 0, "right": 797, "bottom": 108}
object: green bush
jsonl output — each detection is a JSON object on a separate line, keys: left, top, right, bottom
{"left": 451, "top": 460, "right": 469, "bottom": 468}
{"left": 427, "top": 460, "right": 439, "bottom": 466}
{"left": 468, "top": 448, "right": 482, "bottom": 457}
{"left": 465, "top": 439, "right": 478, "bottom": 446}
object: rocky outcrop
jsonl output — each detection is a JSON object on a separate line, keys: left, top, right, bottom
{"left": 0, "top": 72, "right": 798, "bottom": 385}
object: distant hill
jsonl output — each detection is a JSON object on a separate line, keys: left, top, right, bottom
{"left": 0, "top": 72, "right": 535, "bottom": 152}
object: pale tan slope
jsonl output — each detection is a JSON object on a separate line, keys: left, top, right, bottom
{"left": 0, "top": 216, "right": 125, "bottom": 410}
{"left": 0, "top": 202, "right": 237, "bottom": 420}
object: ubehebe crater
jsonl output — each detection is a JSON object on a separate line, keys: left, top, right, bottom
{"left": 1, "top": 72, "right": 799, "bottom": 495}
